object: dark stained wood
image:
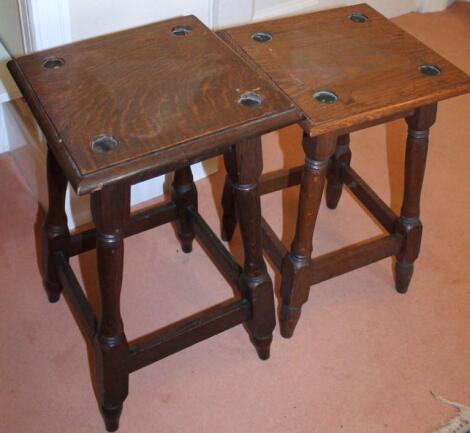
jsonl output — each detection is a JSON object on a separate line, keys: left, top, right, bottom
{"left": 189, "top": 207, "right": 242, "bottom": 291}
{"left": 12, "top": 14, "right": 299, "bottom": 430}
{"left": 43, "top": 148, "right": 70, "bottom": 302}
{"left": 56, "top": 252, "right": 97, "bottom": 342}
{"left": 343, "top": 165, "right": 398, "bottom": 233}
{"left": 224, "top": 138, "right": 276, "bottom": 359}
{"left": 326, "top": 134, "right": 351, "bottom": 209}
{"left": 261, "top": 216, "right": 288, "bottom": 270}
{"left": 8, "top": 15, "right": 300, "bottom": 194}
{"left": 260, "top": 166, "right": 303, "bottom": 195}
{"left": 261, "top": 226, "right": 402, "bottom": 288}
{"left": 222, "top": 4, "right": 470, "bottom": 137}
{"left": 91, "top": 184, "right": 130, "bottom": 432}
{"left": 279, "top": 132, "right": 337, "bottom": 338}
{"left": 394, "top": 103, "right": 437, "bottom": 293}
{"left": 68, "top": 202, "right": 178, "bottom": 257}
{"left": 220, "top": 151, "right": 237, "bottom": 242}
{"left": 307, "top": 235, "right": 402, "bottom": 285}
{"left": 128, "top": 299, "right": 251, "bottom": 373}
{"left": 219, "top": 5, "right": 470, "bottom": 339}
{"left": 171, "top": 167, "right": 197, "bottom": 253}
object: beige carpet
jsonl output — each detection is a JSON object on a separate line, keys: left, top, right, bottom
{"left": 1, "top": 3, "right": 470, "bottom": 432}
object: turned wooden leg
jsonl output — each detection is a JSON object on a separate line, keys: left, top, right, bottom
{"left": 326, "top": 134, "right": 351, "bottom": 209}
{"left": 394, "top": 103, "right": 437, "bottom": 294}
{"left": 171, "top": 166, "right": 198, "bottom": 253}
{"left": 280, "top": 132, "right": 337, "bottom": 338}
{"left": 91, "top": 184, "right": 130, "bottom": 432}
{"left": 221, "top": 152, "right": 237, "bottom": 241}
{"left": 226, "top": 138, "right": 276, "bottom": 360}
{"left": 43, "top": 148, "right": 70, "bottom": 303}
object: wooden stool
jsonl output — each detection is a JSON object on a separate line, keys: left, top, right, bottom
{"left": 219, "top": 5, "right": 470, "bottom": 337}
{"left": 8, "top": 16, "right": 301, "bottom": 430}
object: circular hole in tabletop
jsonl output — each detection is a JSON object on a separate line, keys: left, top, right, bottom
{"left": 41, "top": 56, "right": 65, "bottom": 69}
{"left": 419, "top": 64, "right": 441, "bottom": 76}
{"left": 171, "top": 25, "right": 192, "bottom": 36}
{"left": 313, "top": 90, "right": 338, "bottom": 104}
{"left": 238, "top": 92, "right": 263, "bottom": 107}
{"left": 349, "top": 12, "right": 369, "bottom": 23}
{"left": 91, "top": 135, "right": 119, "bottom": 153}
{"left": 252, "top": 31, "right": 273, "bottom": 43}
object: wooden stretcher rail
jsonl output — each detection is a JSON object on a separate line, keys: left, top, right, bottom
{"left": 307, "top": 234, "right": 403, "bottom": 286}
{"left": 128, "top": 299, "right": 251, "bottom": 373}
{"left": 56, "top": 252, "right": 97, "bottom": 343}
{"left": 261, "top": 217, "right": 288, "bottom": 269}
{"left": 343, "top": 166, "right": 398, "bottom": 233}
{"left": 261, "top": 216, "right": 402, "bottom": 286}
{"left": 68, "top": 202, "right": 178, "bottom": 257}
{"left": 188, "top": 207, "right": 242, "bottom": 290}
{"left": 259, "top": 166, "right": 303, "bottom": 195}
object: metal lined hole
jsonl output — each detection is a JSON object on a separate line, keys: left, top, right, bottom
{"left": 349, "top": 12, "right": 369, "bottom": 23}
{"left": 42, "top": 57, "right": 65, "bottom": 69}
{"left": 91, "top": 135, "right": 119, "bottom": 153}
{"left": 419, "top": 64, "right": 441, "bottom": 76}
{"left": 313, "top": 90, "right": 338, "bottom": 104}
{"left": 252, "top": 31, "right": 273, "bottom": 43}
{"left": 238, "top": 92, "right": 263, "bottom": 107}
{"left": 172, "top": 25, "right": 192, "bottom": 36}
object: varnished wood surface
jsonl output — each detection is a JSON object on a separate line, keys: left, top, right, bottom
{"left": 222, "top": 4, "right": 470, "bottom": 136}
{"left": 8, "top": 15, "right": 299, "bottom": 194}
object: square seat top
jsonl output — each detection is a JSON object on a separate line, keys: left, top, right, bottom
{"left": 9, "top": 15, "right": 299, "bottom": 194}
{"left": 221, "top": 4, "right": 470, "bottom": 136}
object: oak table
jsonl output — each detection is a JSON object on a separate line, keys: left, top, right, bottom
{"left": 219, "top": 4, "right": 470, "bottom": 337}
{"left": 8, "top": 16, "right": 301, "bottom": 431}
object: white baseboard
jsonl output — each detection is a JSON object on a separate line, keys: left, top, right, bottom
{"left": 253, "top": 0, "right": 322, "bottom": 21}
{"left": 253, "top": 0, "right": 455, "bottom": 21}
{"left": 417, "top": 0, "right": 456, "bottom": 12}
{"left": 0, "top": 104, "right": 8, "bottom": 153}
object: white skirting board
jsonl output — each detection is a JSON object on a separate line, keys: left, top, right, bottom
{"left": 253, "top": 0, "right": 456, "bottom": 21}
{"left": 3, "top": 98, "right": 218, "bottom": 229}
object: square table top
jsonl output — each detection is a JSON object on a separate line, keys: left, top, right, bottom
{"left": 8, "top": 15, "right": 300, "bottom": 194}
{"left": 221, "top": 4, "right": 470, "bottom": 137}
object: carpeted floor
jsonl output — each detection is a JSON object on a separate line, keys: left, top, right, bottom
{"left": 1, "top": 3, "right": 469, "bottom": 432}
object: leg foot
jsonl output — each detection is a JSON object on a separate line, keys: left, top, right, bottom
{"left": 102, "top": 405, "right": 123, "bottom": 432}
{"left": 45, "top": 280, "right": 62, "bottom": 303}
{"left": 179, "top": 235, "right": 194, "bottom": 254}
{"left": 325, "top": 182, "right": 342, "bottom": 210}
{"left": 394, "top": 261, "right": 413, "bottom": 294}
{"left": 252, "top": 335, "right": 273, "bottom": 360}
{"left": 279, "top": 304, "right": 302, "bottom": 338}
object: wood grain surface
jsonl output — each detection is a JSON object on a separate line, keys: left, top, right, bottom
{"left": 222, "top": 3, "right": 470, "bottom": 136}
{"left": 8, "top": 15, "right": 299, "bottom": 194}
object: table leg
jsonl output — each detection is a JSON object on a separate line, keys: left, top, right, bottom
{"left": 280, "top": 132, "right": 337, "bottom": 338}
{"left": 91, "top": 184, "right": 130, "bottom": 432}
{"left": 221, "top": 151, "right": 237, "bottom": 241}
{"left": 171, "top": 166, "right": 198, "bottom": 253}
{"left": 394, "top": 103, "right": 437, "bottom": 293}
{"left": 226, "top": 138, "right": 276, "bottom": 360}
{"left": 43, "top": 148, "right": 70, "bottom": 302}
{"left": 326, "top": 134, "right": 351, "bottom": 209}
